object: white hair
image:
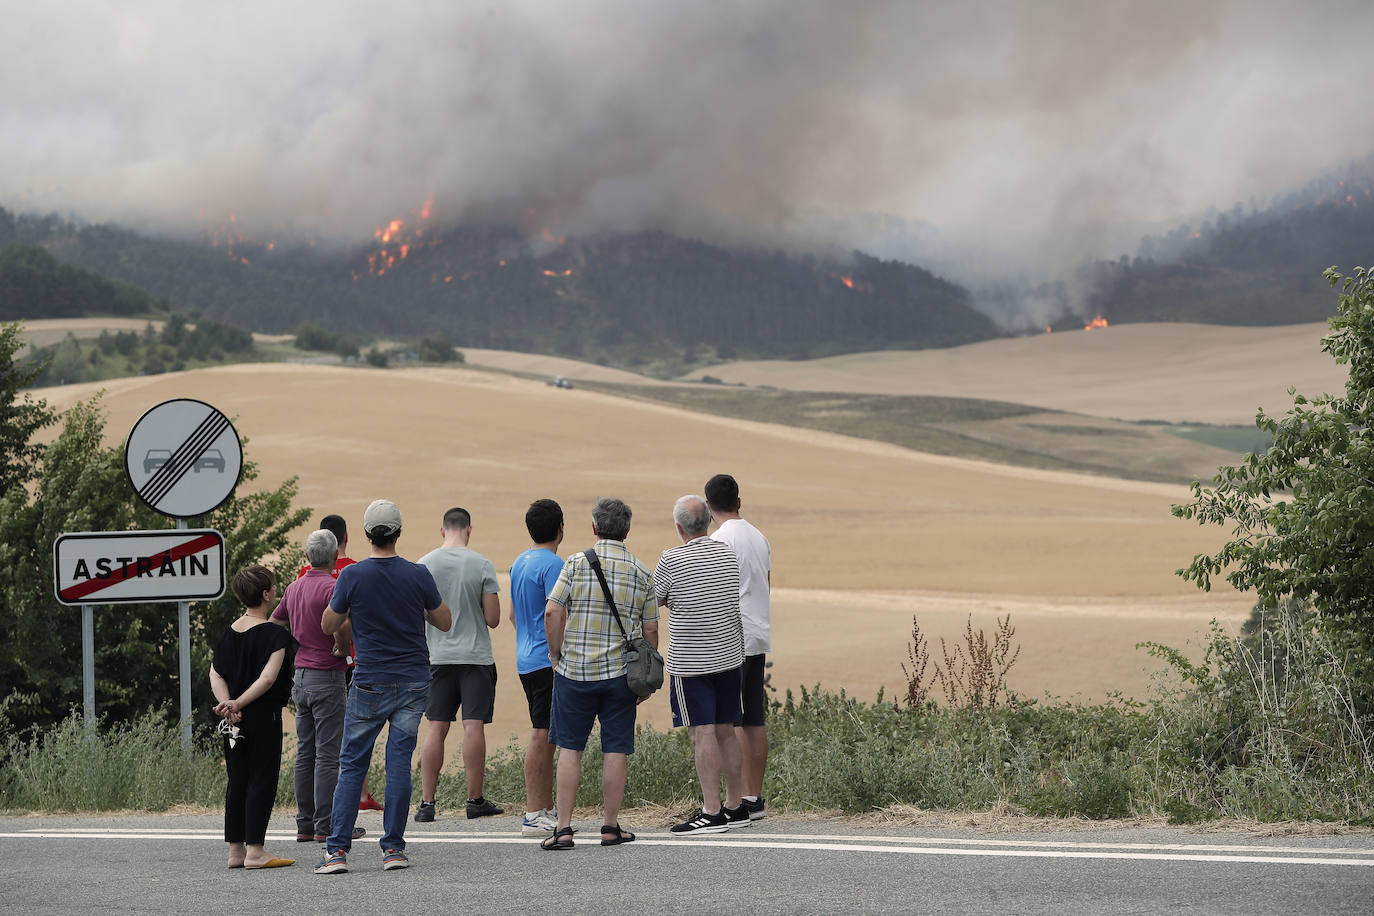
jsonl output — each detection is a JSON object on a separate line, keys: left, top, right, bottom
{"left": 305, "top": 528, "right": 338, "bottom": 568}
{"left": 673, "top": 495, "right": 710, "bottom": 537}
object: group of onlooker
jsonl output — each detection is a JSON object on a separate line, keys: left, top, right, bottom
{"left": 207, "top": 473, "right": 771, "bottom": 871}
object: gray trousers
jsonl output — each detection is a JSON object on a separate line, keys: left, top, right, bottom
{"left": 293, "top": 667, "right": 348, "bottom": 836}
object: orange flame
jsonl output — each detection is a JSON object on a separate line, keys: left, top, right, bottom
{"left": 839, "top": 275, "right": 856, "bottom": 289}
{"left": 1045, "top": 326, "right": 1052, "bottom": 334}
{"left": 542, "top": 268, "right": 573, "bottom": 277}
{"left": 1084, "top": 314, "right": 1109, "bottom": 331}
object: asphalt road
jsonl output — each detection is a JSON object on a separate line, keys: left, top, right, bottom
{"left": 2, "top": 812, "right": 1371, "bottom": 914}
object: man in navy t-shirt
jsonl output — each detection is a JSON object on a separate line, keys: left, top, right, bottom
{"left": 316, "top": 499, "right": 451, "bottom": 875}
{"left": 507, "top": 498, "right": 567, "bottom": 837}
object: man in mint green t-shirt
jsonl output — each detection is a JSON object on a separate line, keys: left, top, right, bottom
{"left": 415, "top": 507, "right": 502, "bottom": 822}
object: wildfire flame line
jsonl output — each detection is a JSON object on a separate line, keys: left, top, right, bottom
{"left": 1084, "top": 314, "right": 1109, "bottom": 331}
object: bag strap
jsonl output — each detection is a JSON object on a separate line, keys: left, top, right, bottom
{"left": 584, "top": 548, "right": 631, "bottom": 643}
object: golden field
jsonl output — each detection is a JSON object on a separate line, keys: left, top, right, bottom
{"left": 36, "top": 356, "right": 1254, "bottom": 747}
{"left": 682, "top": 321, "right": 1347, "bottom": 425}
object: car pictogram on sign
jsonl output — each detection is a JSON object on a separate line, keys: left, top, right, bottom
{"left": 194, "top": 448, "right": 226, "bottom": 473}
{"left": 143, "top": 449, "right": 172, "bottom": 473}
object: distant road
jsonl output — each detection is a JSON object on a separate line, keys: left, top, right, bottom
{"left": 3, "top": 813, "right": 1371, "bottom": 914}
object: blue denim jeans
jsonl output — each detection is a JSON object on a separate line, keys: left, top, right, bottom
{"left": 326, "top": 680, "right": 429, "bottom": 853}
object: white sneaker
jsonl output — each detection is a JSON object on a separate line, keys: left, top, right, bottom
{"left": 521, "top": 811, "right": 558, "bottom": 837}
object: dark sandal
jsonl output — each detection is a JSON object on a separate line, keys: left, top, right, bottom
{"left": 600, "top": 824, "right": 635, "bottom": 846}
{"left": 541, "top": 826, "right": 575, "bottom": 850}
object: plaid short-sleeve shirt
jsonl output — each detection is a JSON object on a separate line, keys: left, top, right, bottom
{"left": 547, "top": 539, "right": 658, "bottom": 682}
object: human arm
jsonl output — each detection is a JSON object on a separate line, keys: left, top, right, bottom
{"left": 642, "top": 619, "right": 659, "bottom": 650}
{"left": 214, "top": 648, "right": 286, "bottom": 718}
{"left": 332, "top": 618, "right": 353, "bottom": 657}
{"left": 426, "top": 600, "right": 452, "bottom": 632}
{"left": 544, "top": 598, "right": 567, "bottom": 664}
{"left": 482, "top": 592, "right": 500, "bottom": 629}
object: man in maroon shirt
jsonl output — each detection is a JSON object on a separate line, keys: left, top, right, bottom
{"left": 274, "top": 529, "right": 361, "bottom": 842}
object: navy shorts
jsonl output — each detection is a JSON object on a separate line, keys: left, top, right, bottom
{"left": 735, "top": 654, "right": 767, "bottom": 727}
{"left": 670, "top": 667, "right": 743, "bottom": 728}
{"left": 426, "top": 664, "right": 497, "bottom": 723}
{"left": 548, "top": 672, "right": 637, "bottom": 755}
{"left": 520, "top": 667, "right": 554, "bottom": 731}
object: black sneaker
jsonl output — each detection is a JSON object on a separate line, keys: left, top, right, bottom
{"left": 466, "top": 797, "right": 504, "bottom": 819}
{"left": 722, "top": 804, "right": 753, "bottom": 828}
{"left": 670, "top": 808, "right": 730, "bottom": 835}
{"left": 414, "top": 801, "right": 436, "bottom": 823}
{"left": 740, "top": 796, "right": 766, "bottom": 820}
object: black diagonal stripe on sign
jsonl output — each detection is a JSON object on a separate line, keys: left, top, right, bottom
{"left": 138, "top": 412, "right": 226, "bottom": 505}
{"left": 141, "top": 413, "right": 230, "bottom": 507}
{"left": 138, "top": 413, "right": 231, "bottom": 508}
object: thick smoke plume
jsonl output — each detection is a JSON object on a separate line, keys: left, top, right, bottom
{"left": 3, "top": 0, "right": 1373, "bottom": 315}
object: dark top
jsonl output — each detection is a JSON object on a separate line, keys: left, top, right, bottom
{"left": 330, "top": 556, "right": 441, "bottom": 685}
{"left": 211, "top": 620, "right": 297, "bottom": 714}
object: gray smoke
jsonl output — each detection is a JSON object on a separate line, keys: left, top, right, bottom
{"left": 3, "top": 0, "right": 1372, "bottom": 317}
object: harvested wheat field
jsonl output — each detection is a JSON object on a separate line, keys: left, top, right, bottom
{"left": 683, "top": 322, "right": 1347, "bottom": 425}
{"left": 39, "top": 363, "right": 1250, "bottom": 750}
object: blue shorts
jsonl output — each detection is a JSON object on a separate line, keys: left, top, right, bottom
{"left": 548, "top": 673, "right": 637, "bottom": 755}
{"left": 670, "top": 667, "right": 743, "bottom": 728}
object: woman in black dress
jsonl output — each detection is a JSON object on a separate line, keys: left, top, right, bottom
{"left": 210, "top": 564, "right": 297, "bottom": 869}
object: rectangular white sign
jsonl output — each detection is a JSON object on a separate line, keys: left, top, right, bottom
{"left": 53, "top": 529, "right": 226, "bottom": 606}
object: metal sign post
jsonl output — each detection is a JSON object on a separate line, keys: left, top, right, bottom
{"left": 82, "top": 604, "right": 94, "bottom": 733}
{"left": 177, "top": 518, "right": 192, "bottom": 748}
{"left": 124, "top": 398, "right": 242, "bottom": 751}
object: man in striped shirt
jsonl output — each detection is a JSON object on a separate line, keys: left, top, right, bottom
{"left": 655, "top": 495, "right": 748, "bottom": 835}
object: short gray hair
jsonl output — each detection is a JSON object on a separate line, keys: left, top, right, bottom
{"left": 592, "top": 497, "right": 632, "bottom": 541}
{"left": 305, "top": 528, "right": 338, "bottom": 568}
{"left": 673, "top": 495, "right": 710, "bottom": 537}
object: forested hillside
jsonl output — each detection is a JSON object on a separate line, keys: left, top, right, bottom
{"left": 0, "top": 208, "right": 998, "bottom": 365}
{"left": 1079, "top": 159, "right": 1374, "bottom": 325}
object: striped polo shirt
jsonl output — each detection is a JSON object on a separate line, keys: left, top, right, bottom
{"left": 654, "top": 536, "right": 743, "bottom": 677}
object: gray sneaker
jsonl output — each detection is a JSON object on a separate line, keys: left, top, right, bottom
{"left": 414, "top": 801, "right": 436, "bottom": 823}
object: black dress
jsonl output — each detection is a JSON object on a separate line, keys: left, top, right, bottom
{"left": 212, "top": 621, "right": 296, "bottom": 846}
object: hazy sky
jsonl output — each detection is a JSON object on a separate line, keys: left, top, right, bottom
{"left": 3, "top": 0, "right": 1372, "bottom": 273}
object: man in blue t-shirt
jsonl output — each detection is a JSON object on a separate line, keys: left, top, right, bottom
{"left": 316, "top": 499, "right": 451, "bottom": 875}
{"left": 507, "top": 498, "right": 566, "bottom": 837}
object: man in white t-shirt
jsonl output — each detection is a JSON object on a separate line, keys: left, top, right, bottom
{"left": 705, "top": 473, "right": 772, "bottom": 821}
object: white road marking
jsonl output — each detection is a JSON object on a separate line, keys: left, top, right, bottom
{"left": 3, "top": 830, "right": 1372, "bottom": 867}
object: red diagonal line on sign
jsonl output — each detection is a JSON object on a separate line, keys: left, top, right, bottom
{"left": 59, "top": 534, "right": 222, "bottom": 602}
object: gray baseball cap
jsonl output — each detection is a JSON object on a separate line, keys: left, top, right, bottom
{"left": 363, "top": 498, "right": 402, "bottom": 536}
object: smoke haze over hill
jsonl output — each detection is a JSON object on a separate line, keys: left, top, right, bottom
{"left": 3, "top": 1, "right": 1373, "bottom": 295}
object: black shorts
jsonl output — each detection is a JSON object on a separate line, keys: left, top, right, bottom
{"left": 519, "top": 667, "right": 554, "bottom": 731}
{"left": 426, "top": 664, "right": 497, "bottom": 723}
{"left": 735, "top": 654, "right": 767, "bottom": 727}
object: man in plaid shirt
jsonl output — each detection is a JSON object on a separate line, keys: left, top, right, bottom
{"left": 541, "top": 497, "right": 659, "bottom": 848}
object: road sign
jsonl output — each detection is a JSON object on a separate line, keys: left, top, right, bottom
{"left": 53, "top": 529, "right": 226, "bottom": 606}
{"left": 125, "top": 399, "right": 242, "bottom": 518}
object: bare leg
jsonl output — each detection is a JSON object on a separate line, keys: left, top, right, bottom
{"left": 554, "top": 748, "right": 582, "bottom": 829}
{"left": 227, "top": 842, "right": 246, "bottom": 868}
{"left": 462, "top": 719, "right": 487, "bottom": 799}
{"left": 715, "top": 723, "right": 744, "bottom": 809}
{"left": 601, "top": 752, "right": 627, "bottom": 827}
{"left": 736, "top": 724, "right": 768, "bottom": 798}
{"left": 525, "top": 728, "right": 554, "bottom": 813}
{"left": 420, "top": 719, "right": 450, "bottom": 804}
{"left": 689, "top": 724, "right": 723, "bottom": 814}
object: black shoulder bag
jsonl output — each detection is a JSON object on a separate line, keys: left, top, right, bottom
{"left": 583, "top": 548, "right": 664, "bottom": 698}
